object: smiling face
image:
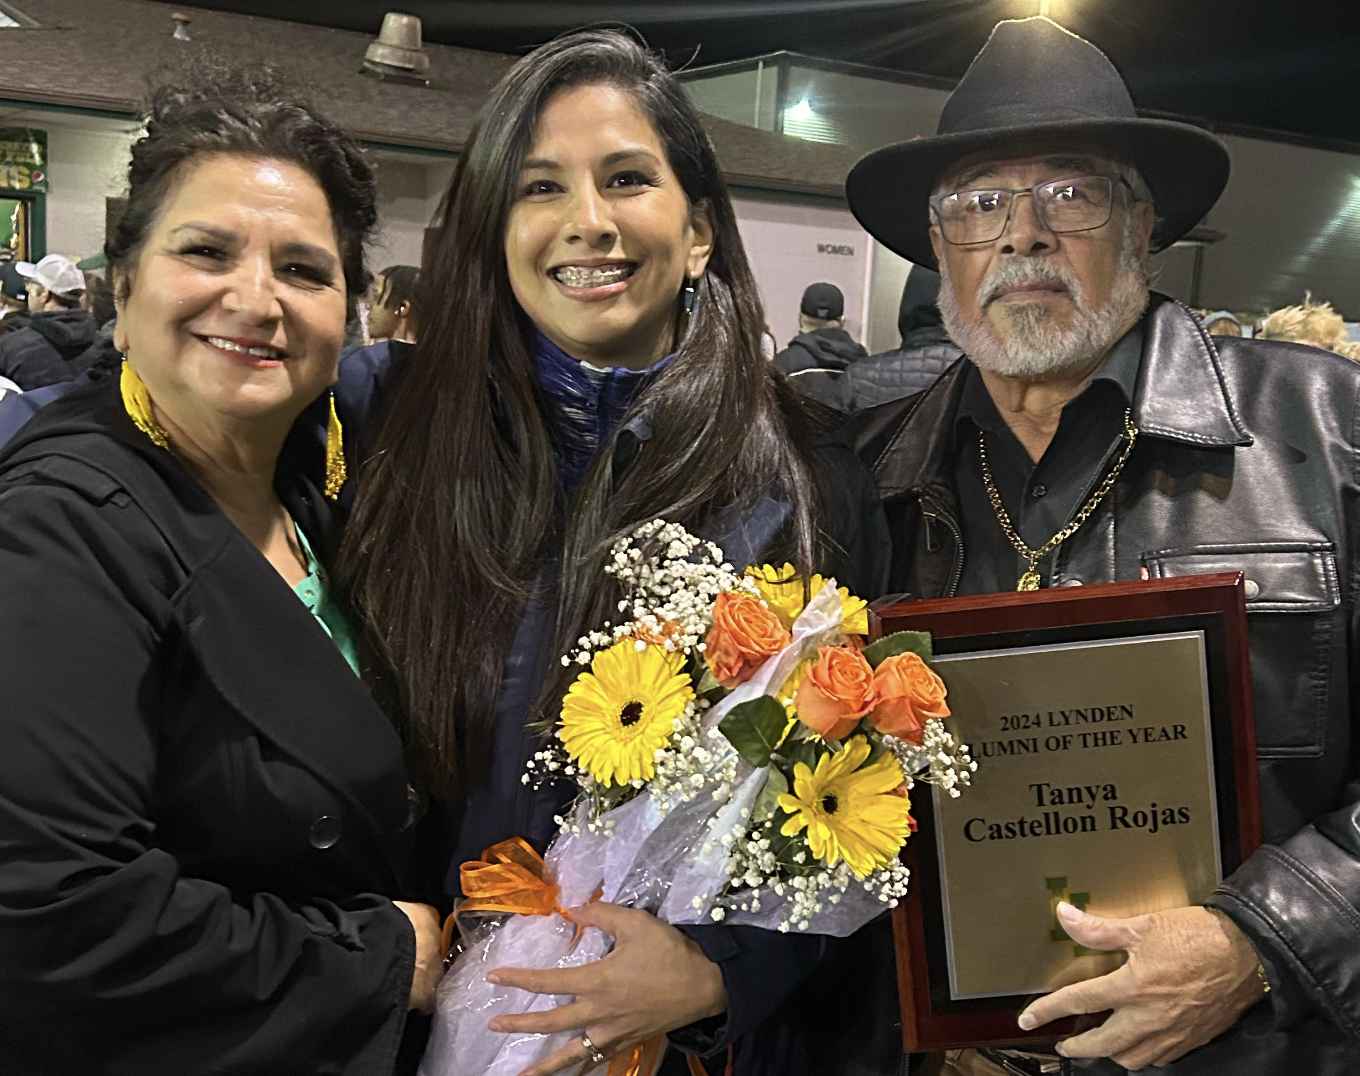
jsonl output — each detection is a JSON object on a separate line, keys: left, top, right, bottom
{"left": 931, "top": 151, "right": 1155, "bottom": 378}
{"left": 114, "top": 153, "right": 347, "bottom": 439}
{"left": 504, "top": 82, "right": 715, "bottom": 369}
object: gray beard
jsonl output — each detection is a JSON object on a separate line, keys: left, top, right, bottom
{"left": 938, "top": 229, "right": 1150, "bottom": 379}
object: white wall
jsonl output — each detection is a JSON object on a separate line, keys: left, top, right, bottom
{"left": 867, "top": 241, "right": 914, "bottom": 354}
{"left": 4, "top": 114, "right": 138, "bottom": 260}
{"left": 46, "top": 124, "right": 135, "bottom": 258}
{"left": 731, "top": 193, "right": 873, "bottom": 352}
{"left": 0, "top": 108, "right": 456, "bottom": 281}
{"left": 368, "top": 155, "right": 454, "bottom": 271}
{"left": 1198, "top": 135, "right": 1360, "bottom": 318}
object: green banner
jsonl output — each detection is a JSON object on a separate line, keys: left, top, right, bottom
{"left": 0, "top": 128, "right": 46, "bottom": 193}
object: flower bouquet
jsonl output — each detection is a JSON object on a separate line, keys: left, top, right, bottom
{"left": 420, "top": 520, "right": 976, "bottom": 1076}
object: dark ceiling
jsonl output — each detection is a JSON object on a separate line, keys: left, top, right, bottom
{"left": 182, "top": 0, "right": 1360, "bottom": 152}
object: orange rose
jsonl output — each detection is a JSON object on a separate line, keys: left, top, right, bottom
{"left": 795, "top": 645, "right": 879, "bottom": 740}
{"left": 704, "top": 592, "right": 792, "bottom": 688}
{"left": 869, "top": 651, "right": 949, "bottom": 744}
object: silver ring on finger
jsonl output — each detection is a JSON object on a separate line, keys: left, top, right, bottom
{"left": 580, "top": 1032, "right": 607, "bottom": 1066}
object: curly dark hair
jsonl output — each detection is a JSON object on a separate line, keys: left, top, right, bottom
{"left": 106, "top": 66, "right": 376, "bottom": 312}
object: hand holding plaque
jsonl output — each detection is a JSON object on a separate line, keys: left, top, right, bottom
{"left": 872, "top": 574, "right": 1262, "bottom": 1052}
{"left": 1017, "top": 902, "right": 1264, "bottom": 1068}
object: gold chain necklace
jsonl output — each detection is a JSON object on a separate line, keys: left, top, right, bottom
{"left": 979, "top": 408, "right": 1139, "bottom": 591}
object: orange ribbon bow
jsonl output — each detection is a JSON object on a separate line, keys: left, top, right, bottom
{"left": 442, "top": 837, "right": 564, "bottom": 957}
{"left": 445, "top": 838, "right": 732, "bottom": 1076}
{"left": 461, "top": 836, "right": 562, "bottom": 916}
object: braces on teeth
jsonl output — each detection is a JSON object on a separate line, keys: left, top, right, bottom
{"left": 555, "top": 265, "right": 633, "bottom": 287}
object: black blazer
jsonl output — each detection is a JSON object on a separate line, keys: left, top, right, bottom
{"left": 0, "top": 379, "right": 419, "bottom": 1074}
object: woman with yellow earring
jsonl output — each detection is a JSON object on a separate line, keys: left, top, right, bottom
{"left": 0, "top": 74, "right": 443, "bottom": 1075}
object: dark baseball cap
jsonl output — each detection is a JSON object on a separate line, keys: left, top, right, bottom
{"left": 800, "top": 282, "right": 843, "bottom": 320}
{"left": 0, "top": 259, "right": 27, "bottom": 302}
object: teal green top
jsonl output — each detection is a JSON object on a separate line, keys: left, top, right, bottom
{"left": 291, "top": 524, "right": 361, "bottom": 676}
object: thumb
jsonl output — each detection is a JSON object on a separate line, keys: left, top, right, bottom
{"left": 1056, "top": 902, "right": 1140, "bottom": 952}
{"left": 565, "top": 899, "right": 627, "bottom": 938}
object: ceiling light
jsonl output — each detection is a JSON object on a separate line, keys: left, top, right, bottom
{"left": 362, "top": 12, "right": 431, "bottom": 87}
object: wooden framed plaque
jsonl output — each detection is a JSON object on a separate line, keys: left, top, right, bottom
{"left": 871, "top": 574, "right": 1261, "bottom": 1051}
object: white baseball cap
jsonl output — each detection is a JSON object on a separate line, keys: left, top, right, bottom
{"left": 17, "top": 253, "right": 85, "bottom": 298}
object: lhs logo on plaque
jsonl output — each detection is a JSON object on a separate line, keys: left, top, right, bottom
{"left": 1046, "top": 876, "right": 1103, "bottom": 957}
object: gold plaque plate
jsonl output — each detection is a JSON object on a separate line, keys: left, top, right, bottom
{"left": 931, "top": 632, "right": 1220, "bottom": 999}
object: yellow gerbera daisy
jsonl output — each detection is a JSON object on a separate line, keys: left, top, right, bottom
{"left": 777, "top": 736, "right": 912, "bottom": 877}
{"left": 746, "top": 563, "right": 870, "bottom": 635}
{"left": 559, "top": 640, "right": 694, "bottom": 787}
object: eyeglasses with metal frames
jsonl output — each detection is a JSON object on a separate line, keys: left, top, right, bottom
{"left": 929, "top": 173, "right": 1133, "bottom": 246}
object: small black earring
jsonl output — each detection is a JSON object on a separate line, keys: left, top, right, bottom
{"left": 682, "top": 276, "right": 698, "bottom": 315}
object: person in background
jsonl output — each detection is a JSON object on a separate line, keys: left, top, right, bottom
{"left": 850, "top": 15, "right": 1360, "bottom": 1076}
{"left": 0, "top": 72, "right": 443, "bottom": 1075}
{"left": 0, "top": 259, "right": 29, "bottom": 333}
{"left": 0, "top": 253, "right": 97, "bottom": 388}
{"left": 366, "top": 263, "right": 420, "bottom": 343}
{"left": 81, "top": 269, "right": 117, "bottom": 329}
{"left": 773, "top": 281, "right": 866, "bottom": 376}
{"left": 1201, "top": 309, "right": 1242, "bottom": 336}
{"left": 1258, "top": 294, "right": 1348, "bottom": 352}
{"left": 839, "top": 266, "right": 964, "bottom": 411}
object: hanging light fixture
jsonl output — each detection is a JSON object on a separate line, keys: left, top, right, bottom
{"left": 362, "top": 12, "right": 430, "bottom": 86}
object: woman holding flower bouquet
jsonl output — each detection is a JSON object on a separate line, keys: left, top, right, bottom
{"left": 338, "top": 29, "right": 892, "bottom": 1076}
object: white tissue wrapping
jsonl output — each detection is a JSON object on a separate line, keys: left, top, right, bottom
{"left": 420, "top": 581, "right": 887, "bottom": 1075}
{"left": 418, "top": 821, "right": 615, "bottom": 1076}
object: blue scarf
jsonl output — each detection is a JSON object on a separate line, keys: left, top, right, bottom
{"left": 530, "top": 329, "right": 673, "bottom": 494}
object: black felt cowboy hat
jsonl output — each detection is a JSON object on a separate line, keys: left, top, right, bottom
{"left": 846, "top": 16, "right": 1230, "bottom": 268}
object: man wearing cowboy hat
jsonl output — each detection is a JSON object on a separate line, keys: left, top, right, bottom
{"left": 846, "top": 16, "right": 1360, "bottom": 1076}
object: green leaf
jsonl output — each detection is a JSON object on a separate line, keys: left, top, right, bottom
{"left": 863, "top": 630, "right": 934, "bottom": 668}
{"left": 780, "top": 737, "right": 822, "bottom": 775}
{"left": 787, "top": 719, "right": 818, "bottom": 743}
{"left": 751, "top": 767, "right": 790, "bottom": 824}
{"left": 865, "top": 735, "right": 889, "bottom": 766}
{"left": 718, "top": 695, "right": 790, "bottom": 768}
{"left": 695, "top": 665, "right": 721, "bottom": 695}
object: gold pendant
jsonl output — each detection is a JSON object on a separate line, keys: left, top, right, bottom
{"left": 1017, "top": 569, "right": 1041, "bottom": 591}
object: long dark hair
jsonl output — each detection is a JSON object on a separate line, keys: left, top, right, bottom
{"left": 339, "top": 30, "right": 824, "bottom": 796}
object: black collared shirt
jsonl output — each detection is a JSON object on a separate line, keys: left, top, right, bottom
{"left": 953, "top": 323, "right": 1144, "bottom": 595}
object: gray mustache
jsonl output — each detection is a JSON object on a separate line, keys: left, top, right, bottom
{"left": 979, "top": 262, "right": 1078, "bottom": 307}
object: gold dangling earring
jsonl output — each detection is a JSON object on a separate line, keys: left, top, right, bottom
{"left": 324, "top": 390, "right": 346, "bottom": 501}
{"left": 120, "top": 359, "right": 170, "bottom": 449}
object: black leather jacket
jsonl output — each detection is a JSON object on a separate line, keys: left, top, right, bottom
{"left": 854, "top": 295, "right": 1360, "bottom": 1074}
